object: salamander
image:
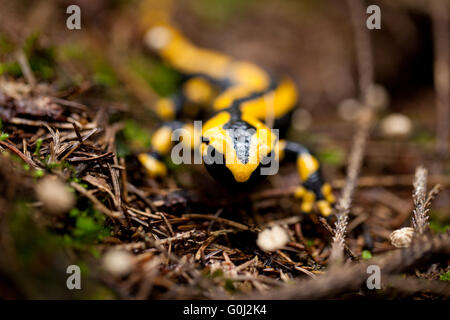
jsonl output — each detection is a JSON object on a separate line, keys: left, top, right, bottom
{"left": 138, "top": 24, "right": 335, "bottom": 216}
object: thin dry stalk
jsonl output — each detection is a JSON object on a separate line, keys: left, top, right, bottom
{"left": 346, "top": 0, "right": 375, "bottom": 98}
{"left": 412, "top": 166, "right": 429, "bottom": 234}
{"left": 331, "top": 0, "right": 376, "bottom": 263}
{"left": 15, "top": 50, "right": 36, "bottom": 87}
{"left": 430, "top": 0, "right": 449, "bottom": 165}
{"left": 331, "top": 112, "right": 371, "bottom": 262}
{"left": 411, "top": 166, "right": 442, "bottom": 235}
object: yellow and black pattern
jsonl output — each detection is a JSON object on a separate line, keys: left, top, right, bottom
{"left": 139, "top": 23, "right": 335, "bottom": 216}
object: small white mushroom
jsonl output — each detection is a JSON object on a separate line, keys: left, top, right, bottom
{"left": 380, "top": 113, "right": 413, "bottom": 138}
{"left": 102, "top": 249, "right": 134, "bottom": 277}
{"left": 365, "top": 84, "right": 389, "bottom": 110}
{"left": 389, "top": 227, "right": 414, "bottom": 248}
{"left": 292, "top": 108, "right": 312, "bottom": 131}
{"left": 338, "top": 98, "right": 362, "bottom": 121}
{"left": 144, "top": 26, "right": 172, "bottom": 50}
{"left": 35, "top": 176, "right": 75, "bottom": 215}
{"left": 257, "top": 225, "right": 289, "bottom": 252}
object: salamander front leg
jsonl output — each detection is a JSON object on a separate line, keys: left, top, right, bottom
{"left": 278, "top": 140, "right": 335, "bottom": 216}
{"left": 138, "top": 121, "right": 198, "bottom": 178}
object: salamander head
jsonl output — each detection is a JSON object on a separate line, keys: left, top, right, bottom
{"left": 201, "top": 112, "right": 278, "bottom": 186}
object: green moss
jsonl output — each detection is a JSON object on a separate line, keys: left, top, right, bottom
{"left": 224, "top": 278, "right": 237, "bottom": 293}
{"left": 66, "top": 207, "right": 111, "bottom": 246}
{"left": 86, "top": 286, "right": 118, "bottom": 300}
{"left": 0, "top": 34, "right": 19, "bottom": 76}
{"left": 0, "top": 61, "right": 22, "bottom": 77}
{"left": 24, "top": 32, "right": 56, "bottom": 80}
{"left": 33, "top": 138, "right": 43, "bottom": 156}
{"left": 0, "top": 32, "right": 56, "bottom": 80}
{"left": 6, "top": 199, "right": 114, "bottom": 298}
{"left": 116, "top": 119, "right": 153, "bottom": 157}
{"left": 8, "top": 202, "right": 62, "bottom": 266}
{"left": 211, "top": 269, "right": 224, "bottom": 278}
{"left": 429, "top": 220, "right": 450, "bottom": 234}
{"left": 318, "top": 146, "right": 346, "bottom": 166}
{"left": 58, "top": 41, "right": 118, "bottom": 87}
{"left": 31, "top": 168, "right": 44, "bottom": 178}
{"left": 127, "top": 55, "right": 181, "bottom": 96}
{"left": 412, "top": 130, "right": 434, "bottom": 146}
{"left": 0, "top": 132, "right": 9, "bottom": 141}
{"left": 440, "top": 271, "right": 450, "bottom": 281}
{"left": 189, "top": 0, "right": 251, "bottom": 24}
{"left": 0, "top": 33, "right": 13, "bottom": 54}
{"left": 58, "top": 42, "right": 86, "bottom": 60}
{"left": 93, "top": 64, "right": 118, "bottom": 87}
{"left": 362, "top": 250, "right": 372, "bottom": 260}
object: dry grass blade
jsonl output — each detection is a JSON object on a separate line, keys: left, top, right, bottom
{"left": 425, "top": 184, "right": 442, "bottom": 208}
{"left": 183, "top": 213, "right": 250, "bottom": 231}
{"left": 0, "top": 139, "right": 39, "bottom": 169}
{"left": 411, "top": 166, "right": 442, "bottom": 235}
{"left": 70, "top": 181, "right": 124, "bottom": 220}
{"left": 412, "top": 166, "right": 429, "bottom": 234}
{"left": 318, "top": 217, "right": 358, "bottom": 261}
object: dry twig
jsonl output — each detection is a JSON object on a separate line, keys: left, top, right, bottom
{"left": 411, "top": 166, "right": 442, "bottom": 234}
{"left": 331, "top": 0, "right": 377, "bottom": 264}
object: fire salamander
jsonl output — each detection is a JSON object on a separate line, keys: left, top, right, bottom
{"left": 138, "top": 24, "right": 335, "bottom": 216}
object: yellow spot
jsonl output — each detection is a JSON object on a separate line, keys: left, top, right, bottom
{"left": 301, "top": 191, "right": 315, "bottom": 213}
{"left": 213, "top": 86, "right": 255, "bottom": 110}
{"left": 322, "top": 183, "right": 335, "bottom": 203}
{"left": 294, "top": 186, "right": 306, "bottom": 198}
{"left": 138, "top": 153, "right": 167, "bottom": 178}
{"left": 240, "top": 77, "right": 298, "bottom": 121}
{"left": 317, "top": 200, "right": 332, "bottom": 217}
{"left": 151, "top": 126, "right": 173, "bottom": 155}
{"left": 229, "top": 61, "right": 270, "bottom": 89}
{"left": 202, "top": 112, "right": 230, "bottom": 133}
{"left": 275, "top": 140, "right": 286, "bottom": 161}
{"left": 155, "top": 98, "right": 175, "bottom": 120}
{"left": 149, "top": 25, "right": 231, "bottom": 79}
{"left": 297, "top": 154, "right": 319, "bottom": 182}
{"left": 226, "top": 162, "right": 255, "bottom": 182}
{"left": 183, "top": 78, "right": 214, "bottom": 105}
